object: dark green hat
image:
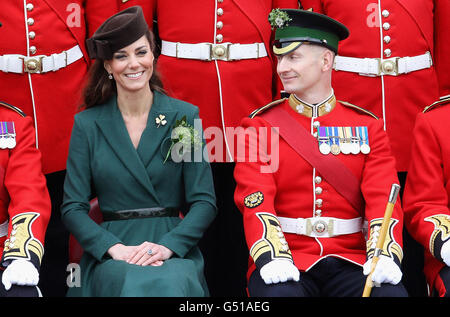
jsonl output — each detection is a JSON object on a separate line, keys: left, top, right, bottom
{"left": 86, "top": 6, "right": 149, "bottom": 60}
{"left": 269, "top": 9, "right": 349, "bottom": 55}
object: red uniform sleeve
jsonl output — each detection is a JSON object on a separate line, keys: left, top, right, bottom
{"left": 234, "top": 116, "right": 293, "bottom": 270}
{"left": 403, "top": 112, "right": 449, "bottom": 261}
{"left": 361, "top": 118, "right": 404, "bottom": 263}
{"left": 2, "top": 116, "right": 51, "bottom": 270}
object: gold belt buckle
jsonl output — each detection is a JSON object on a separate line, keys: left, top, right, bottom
{"left": 20, "top": 56, "right": 44, "bottom": 73}
{"left": 378, "top": 57, "right": 399, "bottom": 76}
{"left": 210, "top": 43, "right": 230, "bottom": 61}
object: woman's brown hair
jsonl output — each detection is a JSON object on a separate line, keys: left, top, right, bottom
{"left": 81, "top": 29, "right": 164, "bottom": 110}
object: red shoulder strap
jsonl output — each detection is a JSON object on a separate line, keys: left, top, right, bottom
{"left": 260, "top": 107, "right": 364, "bottom": 212}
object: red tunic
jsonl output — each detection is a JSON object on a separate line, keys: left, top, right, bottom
{"left": 0, "top": 103, "right": 50, "bottom": 269}
{"left": 234, "top": 96, "right": 403, "bottom": 279}
{"left": 0, "top": 0, "right": 118, "bottom": 174}
{"left": 403, "top": 99, "right": 450, "bottom": 295}
{"left": 299, "top": 0, "right": 450, "bottom": 171}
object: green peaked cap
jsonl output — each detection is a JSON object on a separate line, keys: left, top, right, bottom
{"left": 269, "top": 9, "right": 349, "bottom": 55}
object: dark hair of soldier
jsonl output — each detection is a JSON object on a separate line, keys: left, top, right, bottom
{"left": 80, "top": 29, "right": 165, "bottom": 110}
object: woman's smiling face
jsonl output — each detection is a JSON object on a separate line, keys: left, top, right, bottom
{"left": 104, "top": 35, "right": 154, "bottom": 94}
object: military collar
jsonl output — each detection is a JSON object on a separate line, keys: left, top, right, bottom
{"left": 288, "top": 91, "right": 336, "bottom": 118}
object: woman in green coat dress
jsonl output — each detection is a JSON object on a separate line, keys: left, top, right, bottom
{"left": 61, "top": 6, "right": 217, "bottom": 297}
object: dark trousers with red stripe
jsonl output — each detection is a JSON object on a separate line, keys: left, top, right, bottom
{"left": 248, "top": 257, "right": 409, "bottom": 297}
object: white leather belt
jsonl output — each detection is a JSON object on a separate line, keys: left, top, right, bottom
{"left": 0, "top": 220, "right": 8, "bottom": 238}
{"left": 333, "top": 51, "right": 432, "bottom": 76}
{"left": 161, "top": 40, "right": 267, "bottom": 61}
{"left": 0, "top": 45, "right": 83, "bottom": 74}
{"left": 278, "top": 216, "right": 363, "bottom": 238}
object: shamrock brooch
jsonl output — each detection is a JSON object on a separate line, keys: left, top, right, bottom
{"left": 155, "top": 114, "right": 167, "bottom": 128}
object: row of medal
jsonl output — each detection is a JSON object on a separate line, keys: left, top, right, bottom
{"left": 0, "top": 121, "right": 16, "bottom": 149}
{"left": 316, "top": 126, "right": 370, "bottom": 155}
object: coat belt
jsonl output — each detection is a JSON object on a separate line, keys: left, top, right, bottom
{"left": 102, "top": 207, "right": 179, "bottom": 221}
{"left": 161, "top": 40, "right": 267, "bottom": 61}
{"left": 333, "top": 51, "right": 432, "bottom": 76}
{"left": 278, "top": 216, "right": 363, "bottom": 238}
{"left": 0, "top": 45, "right": 83, "bottom": 74}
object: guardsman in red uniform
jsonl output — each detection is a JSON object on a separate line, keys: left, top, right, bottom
{"left": 234, "top": 9, "right": 408, "bottom": 296}
{"left": 403, "top": 97, "right": 450, "bottom": 297}
{"left": 298, "top": 0, "right": 450, "bottom": 297}
{"left": 0, "top": 2, "right": 118, "bottom": 296}
{"left": 298, "top": 0, "right": 450, "bottom": 173}
{"left": 118, "top": 0, "right": 299, "bottom": 296}
{"left": 0, "top": 101, "right": 50, "bottom": 297}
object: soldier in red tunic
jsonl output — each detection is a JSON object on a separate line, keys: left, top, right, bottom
{"left": 0, "top": 2, "right": 118, "bottom": 296}
{"left": 234, "top": 9, "right": 408, "bottom": 296}
{"left": 0, "top": 101, "right": 50, "bottom": 297}
{"left": 298, "top": 0, "right": 450, "bottom": 296}
{"left": 403, "top": 97, "right": 450, "bottom": 297}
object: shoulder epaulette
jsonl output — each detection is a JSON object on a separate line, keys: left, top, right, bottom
{"left": 423, "top": 96, "right": 450, "bottom": 113}
{"left": 338, "top": 100, "right": 378, "bottom": 119}
{"left": 0, "top": 101, "right": 26, "bottom": 117}
{"left": 249, "top": 98, "right": 287, "bottom": 119}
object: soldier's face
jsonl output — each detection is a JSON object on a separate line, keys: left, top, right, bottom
{"left": 276, "top": 44, "right": 324, "bottom": 97}
{"left": 104, "top": 35, "right": 154, "bottom": 94}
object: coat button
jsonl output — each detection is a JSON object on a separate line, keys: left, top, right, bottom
{"left": 384, "top": 48, "right": 392, "bottom": 57}
{"left": 315, "top": 198, "right": 323, "bottom": 207}
{"left": 27, "top": 17, "right": 34, "bottom": 26}
{"left": 383, "top": 35, "right": 391, "bottom": 44}
{"left": 314, "top": 176, "right": 322, "bottom": 184}
{"left": 216, "top": 34, "right": 223, "bottom": 43}
{"left": 29, "top": 31, "right": 36, "bottom": 40}
{"left": 382, "top": 9, "right": 390, "bottom": 17}
{"left": 382, "top": 22, "right": 390, "bottom": 30}
{"left": 216, "top": 21, "right": 223, "bottom": 29}
{"left": 217, "top": 8, "right": 224, "bottom": 16}
{"left": 29, "top": 46, "right": 37, "bottom": 55}
{"left": 313, "top": 121, "right": 320, "bottom": 128}
{"left": 315, "top": 187, "right": 323, "bottom": 195}
{"left": 26, "top": 3, "right": 34, "bottom": 11}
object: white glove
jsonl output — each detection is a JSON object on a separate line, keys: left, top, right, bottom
{"left": 363, "top": 255, "right": 402, "bottom": 286}
{"left": 441, "top": 240, "right": 450, "bottom": 266}
{"left": 2, "top": 259, "right": 39, "bottom": 291}
{"left": 259, "top": 260, "right": 300, "bottom": 285}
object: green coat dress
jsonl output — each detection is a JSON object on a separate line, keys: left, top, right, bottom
{"left": 61, "top": 91, "right": 217, "bottom": 297}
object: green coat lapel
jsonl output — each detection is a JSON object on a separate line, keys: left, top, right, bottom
{"left": 137, "top": 91, "right": 178, "bottom": 167}
{"left": 94, "top": 93, "right": 177, "bottom": 205}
